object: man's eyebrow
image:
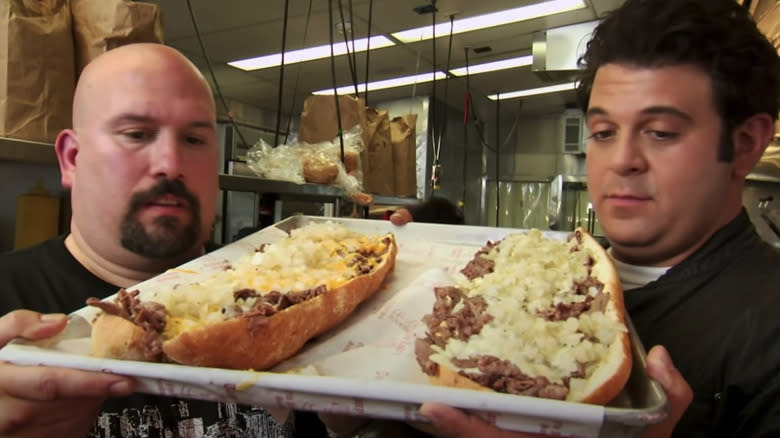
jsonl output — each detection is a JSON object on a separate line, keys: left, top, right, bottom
{"left": 585, "top": 106, "right": 693, "bottom": 122}
{"left": 639, "top": 105, "right": 693, "bottom": 122}
{"left": 585, "top": 107, "right": 608, "bottom": 119}
{"left": 107, "top": 113, "right": 216, "bottom": 130}
{"left": 107, "top": 113, "right": 155, "bottom": 126}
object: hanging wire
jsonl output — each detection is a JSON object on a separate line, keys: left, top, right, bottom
{"left": 283, "top": 0, "right": 314, "bottom": 144}
{"left": 337, "top": 0, "right": 359, "bottom": 95}
{"left": 273, "top": 0, "right": 290, "bottom": 148}
{"left": 432, "top": 15, "right": 455, "bottom": 180}
{"left": 495, "top": 94, "right": 501, "bottom": 227}
{"left": 328, "top": 0, "right": 346, "bottom": 163}
{"left": 363, "top": 0, "right": 374, "bottom": 104}
{"left": 410, "top": 36, "right": 424, "bottom": 99}
{"left": 428, "top": 0, "right": 438, "bottom": 196}
{"left": 348, "top": 0, "right": 358, "bottom": 85}
{"left": 461, "top": 47, "right": 471, "bottom": 206}
{"left": 184, "top": 0, "right": 248, "bottom": 149}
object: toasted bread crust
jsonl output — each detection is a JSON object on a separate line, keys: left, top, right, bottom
{"left": 91, "top": 314, "right": 151, "bottom": 362}
{"left": 91, "top": 234, "right": 397, "bottom": 370}
{"left": 427, "top": 228, "right": 632, "bottom": 404}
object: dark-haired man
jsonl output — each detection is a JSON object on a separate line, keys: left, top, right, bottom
{"left": 411, "top": 1, "right": 780, "bottom": 437}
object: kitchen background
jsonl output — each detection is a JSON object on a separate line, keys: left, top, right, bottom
{"left": 1, "top": 0, "right": 778, "bottom": 251}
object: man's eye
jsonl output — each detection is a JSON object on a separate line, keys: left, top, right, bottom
{"left": 185, "top": 136, "right": 206, "bottom": 145}
{"left": 122, "top": 130, "right": 149, "bottom": 141}
{"left": 645, "top": 130, "right": 678, "bottom": 141}
{"left": 588, "top": 130, "right": 614, "bottom": 141}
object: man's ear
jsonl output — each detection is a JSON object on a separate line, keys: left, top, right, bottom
{"left": 55, "top": 129, "right": 79, "bottom": 189}
{"left": 731, "top": 113, "right": 775, "bottom": 178}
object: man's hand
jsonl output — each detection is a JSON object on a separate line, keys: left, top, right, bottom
{"left": 416, "top": 345, "right": 693, "bottom": 438}
{"left": 0, "top": 310, "right": 135, "bottom": 438}
{"left": 640, "top": 345, "right": 693, "bottom": 438}
{"left": 389, "top": 208, "right": 413, "bottom": 226}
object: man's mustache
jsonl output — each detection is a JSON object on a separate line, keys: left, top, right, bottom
{"left": 127, "top": 179, "right": 200, "bottom": 214}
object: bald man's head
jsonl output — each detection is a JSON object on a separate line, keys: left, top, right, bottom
{"left": 73, "top": 43, "right": 214, "bottom": 132}
{"left": 56, "top": 42, "right": 220, "bottom": 275}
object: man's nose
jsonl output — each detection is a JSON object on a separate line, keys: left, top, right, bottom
{"left": 610, "top": 134, "right": 648, "bottom": 175}
{"left": 148, "top": 136, "right": 184, "bottom": 180}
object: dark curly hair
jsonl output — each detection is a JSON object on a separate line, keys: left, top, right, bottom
{"left": 576, "top": 0, "right": 780, "bottom": 161}
{"left": 409, "top": 196, "right": 464, "bottom": 225}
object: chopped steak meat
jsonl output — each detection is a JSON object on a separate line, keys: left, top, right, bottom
{"left": 421, "top": 286, "right": 494, "bottom": 346}
{"left": 415, "top": 338, "right": 439, "bottom": 375}
{"left": 234, "top": 288, "right": 258, "bottom": 301}
{"left": 537, "top": 275, "right": 606, "bottom": 321}
{"left": 460, "top": 257, "right": 495, "bottom": 281}
{"left": 86, "top": 289, "right": 167, "bottom": 360}
{"left": 459, "top": 241, "right": 499, "bottom": 280}
{"left": 243, "top": 285, "right": 328, "bottom": 333}
{"left": 456, "top": 355, "right": 570, "bottom": 399}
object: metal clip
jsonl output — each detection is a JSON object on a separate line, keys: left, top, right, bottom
{"left": 431, "top": 164, "right": 441, "bottom": 191}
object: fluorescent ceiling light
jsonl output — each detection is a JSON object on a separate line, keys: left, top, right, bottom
{"left": 487, "top": 82, "right": 577, "bottom": 100}
{"left": 228, "top": 35, "right": 395, "bottom": 71}
{"left": 392, "top": 0, "right": 586, "bottom": 43}
{"left": 314, "top": 56, "right": 533, "bottom": 95}
{"left": 313, "top": 71, "right": 447, "bottom": 95}
{"left": 449, "top": 55, "right": 532, "bottom": 76}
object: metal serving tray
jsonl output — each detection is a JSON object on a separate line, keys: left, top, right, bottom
{"left": 0, "top": 216, "right": 666, "bottom": 437}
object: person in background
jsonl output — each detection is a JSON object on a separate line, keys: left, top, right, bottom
{"left": 389, "top": 196, "right": 465, "bottom": 226}
{"left": 377, "top": 1, "right": 780, "bottom": 437}
{"left": 0, "top": 43, "right": 308, "bottom": 437}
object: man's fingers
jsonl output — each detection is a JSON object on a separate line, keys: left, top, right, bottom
{"left": 390, "top": 208, "right": 413, "bottom": 226}
{"left": 642, "top": 345, "right": 693, "bottom": 438}
{"left": 0, "top": 311, "right": 67, "bottom": 346}
{"left": 0, "top": 364, "right": 134, "bottom": 401}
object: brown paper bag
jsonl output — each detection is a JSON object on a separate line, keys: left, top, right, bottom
{"left": 0, "top": 0, "right": 74, "bottom": 143}
{"left": 72, "top": 0, "right": 164, "bottom": 78}
{"left": 299, "top": 95, "right": 367, "bottom": 185}
{"left": 299, "top": 95, "right": 366, "bottom": 144}
{"left": 363, "top": 108, "right": 395, "bottom": 196}
{"left": 390, "top": 114, "right": 418, "bottom": 198}
{"left": 756, "top": 3, "right": 780, "bottom": 50}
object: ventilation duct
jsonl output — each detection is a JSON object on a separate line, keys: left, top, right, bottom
{"left": 532, "top": 20, "right": 599, "bottom": 82}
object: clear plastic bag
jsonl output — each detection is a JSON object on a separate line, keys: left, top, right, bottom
{"left": 246, "top": 137, "right": 305, "bottom": 184}
{"left": 245, "top": 126, "right": 373, "bottom": 205}
{"left": 298, "top": 125, "right": 370, "bottom": 203}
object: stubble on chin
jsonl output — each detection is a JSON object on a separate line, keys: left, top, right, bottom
{"left": 121, "top": 213, "right": 201, "bottom": 258}
{"left": 120, "top": 179, "right": 203, "bottom": 258}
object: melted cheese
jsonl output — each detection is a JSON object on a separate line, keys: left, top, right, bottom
{"left": 430, "top": 229, "right": 626, "bottom": 384}
{"left": 144, "top": 222, "right": 388, "bottom": 337}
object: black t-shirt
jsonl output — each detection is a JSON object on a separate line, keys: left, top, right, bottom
{"left": 0, "top": 236, "right": 297, "bottom": 437}
{"left": 625, "top": 211, "right": 780, "bottom": 438}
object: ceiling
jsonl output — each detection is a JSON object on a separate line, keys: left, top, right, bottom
{"left": 146, "top": 0, "right": 625, "bottom": 124}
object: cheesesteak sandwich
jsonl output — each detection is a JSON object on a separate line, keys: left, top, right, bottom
{"left": 88, "top": 222, "right": 397, "bottom": 370}
{"left": 415, "top": 228, "right": 631, "bottom": 404}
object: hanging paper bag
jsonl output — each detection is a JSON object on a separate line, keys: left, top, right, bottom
{"left": 390, "top": 114, "right": 418, "bottom": 198}
{"left": 0, "top": 0, "right": 74, "bottom": 143}
{"left": 71, "top": 0, "right": 164, "bottom": 78}
{"left": 362, "top": 108, "right": 395, "bottom": 196}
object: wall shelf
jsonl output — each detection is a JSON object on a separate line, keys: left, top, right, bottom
{"left": 218, "top": 173, "right": 343, "bottom": 203}
{"left": 0, "top": 137, "right": 57, "bottom": 165}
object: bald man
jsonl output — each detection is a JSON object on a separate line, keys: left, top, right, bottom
{"left": 0, "top": 44, "right": 295, "bottom": 437}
